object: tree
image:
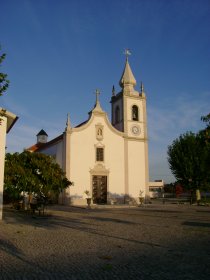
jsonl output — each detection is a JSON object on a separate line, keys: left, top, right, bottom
{"left": 167, "top": 117, "right": 210, "bottom": 191}
{"left": 200, "top": 113, "right": 210, "bottom": 186}
{"left": 201, "top": 113, "right": 210, "bottom": 145}
{"left": 4, "top": 151, "right": 72, "bottom": 203}
{"left": 201, "top": 113, "right": 210, "bottom": 128}
{"left": 0, "top": 45, "right": 9, "bottom": 96}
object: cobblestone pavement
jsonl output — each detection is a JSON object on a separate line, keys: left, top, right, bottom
{"left": 1, "top": 203, "right": 210, "bottom": 280}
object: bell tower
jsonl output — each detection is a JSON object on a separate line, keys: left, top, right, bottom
{"left": 111, "top": 51, "right": 147, "bottom": 141}
{"left": 111, "top": 51, "right": 149, "bottom": 200}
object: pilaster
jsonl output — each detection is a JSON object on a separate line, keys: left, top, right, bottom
{"left": 0, "top": 116, "right": 7, "bottom": 220}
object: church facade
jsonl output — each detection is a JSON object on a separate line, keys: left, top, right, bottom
{"left": 27, "top": 56, "right": 149, "bottom": 205}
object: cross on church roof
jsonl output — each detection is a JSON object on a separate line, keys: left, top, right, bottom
{"left": 92, "top": 88, "right": 103, "bottom": 113}
{"left": 95, "top": 89, "right": 100, "bottom": 103}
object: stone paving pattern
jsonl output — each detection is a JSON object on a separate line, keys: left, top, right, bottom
{"left": 0, "top": 203, "right": 210, "bottom": 279}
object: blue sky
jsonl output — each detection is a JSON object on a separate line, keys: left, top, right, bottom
{"left": 1, "top": 0, "right": 210, "bottom": 183}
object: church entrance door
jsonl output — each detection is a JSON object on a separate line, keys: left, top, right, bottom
{"left": 92, "top": 176, "right": 107, "bottom": 204}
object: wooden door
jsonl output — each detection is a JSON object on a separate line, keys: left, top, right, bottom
{"left": 92, "top": 176, "right": 107, "bottom": 204}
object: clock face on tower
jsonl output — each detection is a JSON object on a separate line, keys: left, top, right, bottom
{"left": 131, "top": 125, "right": 140, "bottom": 135}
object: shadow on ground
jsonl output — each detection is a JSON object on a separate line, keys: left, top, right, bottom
{"left": 1, "top": 204, "right": 210, "bottom": 279}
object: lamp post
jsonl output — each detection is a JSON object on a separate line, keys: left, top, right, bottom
{"left": 188, "top": 178, "right": 193, "bottom": 205}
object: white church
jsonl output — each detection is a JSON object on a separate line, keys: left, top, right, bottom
{"left": 27, "top": 54, "right": 149, "bottom": 205}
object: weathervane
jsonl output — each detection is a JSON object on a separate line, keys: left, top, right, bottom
{"left": 124, "top": 48, "right": 131, "bottom": 60}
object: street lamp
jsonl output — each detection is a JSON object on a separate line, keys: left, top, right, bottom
{"left": 188, "top": 178, "right": 193, "bottom": 204}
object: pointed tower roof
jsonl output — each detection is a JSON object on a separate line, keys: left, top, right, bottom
{"left": 118, "top": 51, "right": 139, "bottom": 96}
{"left": 65, "top": 113, "right": 71, "bottom": 132}
{"left": 36, "top": 129, "right": 48, "bottom": 136}
{"left": 119, "top": 57, "right": 137, "bottom": 88}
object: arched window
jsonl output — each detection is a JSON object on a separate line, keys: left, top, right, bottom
{"left": 132, "top": 105, "right": 139, "bottom": 121}
{"left": 115, "top": 106, "right": 120, "bottom": 123}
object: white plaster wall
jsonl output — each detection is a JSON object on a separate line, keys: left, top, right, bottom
{"left": 126, "top": 98, "right": 144, "bottom": 121}
{"left": 126, "top": 98, "right": 145, "bottom": 138}
{"left": 127, "top": 140, "right": 147, "bottom": 198}
{"left": 69, "top": 114, "right": 125, "bottom": 201}
{"left": 39, "top": 140, "right": 66, "bottom": 204}
{"left": 41, "top": 145, "right": 57, "bottom": 157}
{"left": 112, "top": 98, "right": 124, "bottom": 131}
{"left": 70, "top": 127, "right": 95, "bottom": 197}
{"left": 40, "top": 141, "right": 63, "bottom": 167}
{"left": 55, "top": 142, "right": 63, "bottom": 167}
{"left": 103, "top": 122, "right": 125, "bottom": 196}
{"left": 0, "top": 117, "right": 7, "bottom": 220}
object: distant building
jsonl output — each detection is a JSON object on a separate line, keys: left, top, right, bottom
{"left": 26, "top": 56, "right": 149, "bottom": 205}
{"left": 0, "top": 108, "right": 18, "bottom": 219}
{"left": 149, "top": 180, "right": 164, "bottom": 198}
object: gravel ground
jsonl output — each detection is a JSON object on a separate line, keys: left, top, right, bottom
{"left": 0, "top": 203, "right": 210, "bottom": 280}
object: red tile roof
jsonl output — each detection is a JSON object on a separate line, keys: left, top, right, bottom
{"left": 25, "top": 134, "right": 63, "bottom": 152}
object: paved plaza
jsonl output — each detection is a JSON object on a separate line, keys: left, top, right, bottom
{"left": 0, "top": 203, "right": 210, "bottom": 279}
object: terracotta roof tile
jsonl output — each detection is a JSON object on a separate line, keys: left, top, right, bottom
{"left": 25, "top": 134, "right": 63, "bottom": 152}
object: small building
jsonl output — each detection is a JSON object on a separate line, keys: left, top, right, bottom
{"left": 0, "top": 108, "right": 18, "bottom": 219}
{"left": 149, "top": 180, "right": 164, "bottom": 198}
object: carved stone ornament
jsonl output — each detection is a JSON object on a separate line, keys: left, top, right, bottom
{"left": 96, "top": 124, "right": 103, "bottom": 140}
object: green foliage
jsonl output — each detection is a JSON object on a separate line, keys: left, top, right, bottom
{"left": 201, "top": 113, "right": 210, "bottom": 145}
{"left": 167, "top": 115, "right": 210, "bottom": 190}
{"left": 201, "top": 113, "right": 210, "bottom": 127}
{"left": 0, "top": 45, "right": 9, "bottom": 96}
{"left": 4, "top": 151, "right": 72, "bottom": 202}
